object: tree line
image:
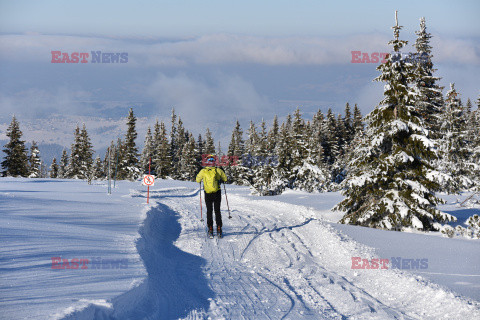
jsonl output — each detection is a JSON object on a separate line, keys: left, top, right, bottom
{"left": 1, "top": 15, "right": 479, "bottom": 232}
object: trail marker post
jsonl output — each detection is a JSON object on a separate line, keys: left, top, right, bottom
{"left": 142, "top": 158, "right": 155, "bottom": 204}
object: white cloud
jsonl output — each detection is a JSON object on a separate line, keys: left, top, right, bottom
{"left": 432, "top": 36, "right": 480, "bottom": 65}
{"left": 1, "top": 33, "right": 478, "bottom": 67}
{"left": 0, "top": 88, "right": 93, "bottom": 119}
{"left": 146, "top": 72, "right": 273, "bottom": 129}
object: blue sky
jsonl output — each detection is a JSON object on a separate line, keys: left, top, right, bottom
{"left": 0, "top": 0, "right": 479, "bottom": 151}
{"left": 2, "top": 0, "right": 479, "bottom": 37}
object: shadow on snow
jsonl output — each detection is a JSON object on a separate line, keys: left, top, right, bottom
{"left": 62, "top": 203, "right": 214, "bottom": 320}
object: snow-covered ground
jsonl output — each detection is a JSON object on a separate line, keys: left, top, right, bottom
{"left": 1, "top": 178, "right": 479, "bottom": 319}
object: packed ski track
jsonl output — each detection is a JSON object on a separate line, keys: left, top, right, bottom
{"left": 63, "top": 184, "right": 480, "bottom": 320}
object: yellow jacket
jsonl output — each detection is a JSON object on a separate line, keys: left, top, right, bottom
{"left": 196, "top": 167, "right": 227, "bottom": 193}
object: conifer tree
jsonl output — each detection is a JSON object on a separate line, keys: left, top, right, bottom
{"left": 352, "top": 104, "right": 364, "bottom": 136}
{"left": 154, "top": 121, "right": 171, "bottom": 178}
{"left": 204, "top": 128, "right": 215, "bottom": 155}
{"left": 290, "top": 108, "right": 307, "bottom": 169}
{"left": 40, "top": 161, "right": 48, "bottom": 178}
{"left": 335, "top": 12, "right": 455, "bottom": 231}
{"left": 311, "top": 110, "right": 326, "bottom": 166}
{"left": 67, "top": 124, "right": 94, "bottom": 180}
{"left": 1, "top": 116, "right": 28, "bottom": 177}
{"left": 114, "top": 138, "right": 126, "bottom": 180}
{"left": 324, "top": 109, "right": 339, "bottom": 164}
{"left": 437, "top": 83, "right": 473, "bottom": 191}
{"left": 245, "top": 120, "right": 259, "bottom": 157}
{"left": 179, "top": 133, "right": 198, "bottom": 181}
{"left": 197, "top": 134, "right": 204, "bottom": 160}
{"left": 335, "top": 114, "right": 347, "bottom": 158}
{"left": 123, "top": 108, "right": 140, "bottom": 180}
{"left": 226, "top": 120, "right": 246, "bottom": 183}
{"left": 276, "top": 117, "right": 293, "bottom": 176}
{"left": 140, "top": 126, "right": 154, "bottom": 174}
{"left": 266, "top": 115, "right": 279, "bottom": 152}
{"left": 67, "top": 125, "right": 82, "bottom": 178}
{"left": 471, "top": 104, "right": 480, "bottom": 186}
{"left": 79, "top": 124, "right": 94, "bottom": 178}
{"left": 344, "top": 103, "right": 354, "bottom": 145}
{"left": 170, "top": 109, "right": 178, "bottom": 176}
{"left": 58, "top": 149, "right": 69, "bottom": 178}
{"left": 413, "top": 17, "right": 444, "bottom": 136}
{"left": 151, "top": 119, "right": 162, "bottom": 169}
{"left": 50, "top": 157, "right": 59, "bottom": 178}
{"left": 92, "top": 156, "right": 104, "bottom": 180}
{"left": 28, "top": 141, "right": 41, "bottom": 178}
{"left": 251, "top": 119, "right": 271, "bottom": 194}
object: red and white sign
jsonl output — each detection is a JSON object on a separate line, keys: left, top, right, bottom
{"left": 142, "top": 175, "right": 155, "bottom": 186}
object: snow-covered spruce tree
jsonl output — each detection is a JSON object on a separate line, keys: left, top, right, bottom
{"left": 293, "top": 114, "right": 332, "bottom": 193}
{"left": 171, "top": 117, "right": 187, "bottom": 179}
{"left": 196, "top": 134, "right": 204, "bottom": 163}
{"left": 154, "top": 121, "right": 171, "bottom": 178}
{"left": 151, "top": 120, "right": 161, "bottom": 170}
{"left": 67, "top": 124, "right": 94, "bottom": 180}
{"left": 251, "top": 119, "right": 275, "bottom": 195}
{"left": 217, "top": 141, "right": 222, "bottom": 159}
{"left": 324, "top": 109, "right": 339, "bottom": 165}
{"left": 50, "top": 157, "right": 59, "bottom": 178}
{"left": 140, "top": 126, "right": 154, "bottom": 174}
{"left": 471, "top": 103, "right": 480, "bottom": 187}
{"left": 204, "top": 128, "right": 215, "bottom": 155}
{"left": 226, "top": 120, "right": 247, "bottom": 184}
{"left": 91, "top": 156, "right": 104, "bottom": 180}
{"left": 275, "top": 116, "right": 294, "bottom": 188}
{"left": 40, "top": 161, "right": 48, "bottom": 178}
{"left": 343, "top": 103, "right": 354, "bottom": 146}
{"left": 352, "top": 104, "right": 364, "bottom": 137}
{"left": 331, "top": 113, "right": 348, "bottom": 184}
{"left": 311, "top": 109, "right": 326, "bottom": 164}
{"left": 169, "top": 108, "right": 178, "bottom": 178}
{"left": 437, "top": 83, "right": 474, "bottom": 191}
{"left": 28, "top": 141, "right": 41, "bottom": 178}
{"left": 335, "top": 13, "right": 455, "bottom": 231}
{"left": 466, "top": 99, "right": 480, "bottom": 187}
{"left": 179, "top": 133, "right": 198, "bottom": 181}
{"left": 123, "top": 108, "right": 140, "bottom": 180}
{"left": 1, "top": 116, "right": 28, "bottom": 177}
{"left": 413, "top": 17, "right": 444, "bottom": 137}
{"left": 58, "top": 149, "right": 69, "bottom": 178}
{"left": 236, "top": 120, "right": 258, "bottom": 186}
{"left": 289, "top": 108, "right": 311, "bottom": 189}
{"left": 67, "top": 125, "right": 82, "bottom": 178}
{"left": 79, "top": 124, "right": 94, "bottom": 179}
{"left": 114, "top": 138, "right": 127, "bottom": 180}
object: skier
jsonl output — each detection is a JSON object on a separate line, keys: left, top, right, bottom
{"left": 196, "top": 155, "right": 228, "bottom": 238}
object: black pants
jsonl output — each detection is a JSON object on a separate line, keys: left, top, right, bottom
{"left": 205, "top": 190, "right": 222, "bottom": 228}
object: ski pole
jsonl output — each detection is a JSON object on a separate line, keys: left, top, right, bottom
{"left": 199, "top": 182, "right": 204, "bottom": 221}
{"left": 223, "top": 183, "right": 232, "bottom": 219}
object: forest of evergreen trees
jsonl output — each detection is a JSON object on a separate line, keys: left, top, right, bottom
{"left": 1, "top": 16, "right": 479, "bottom": 231}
